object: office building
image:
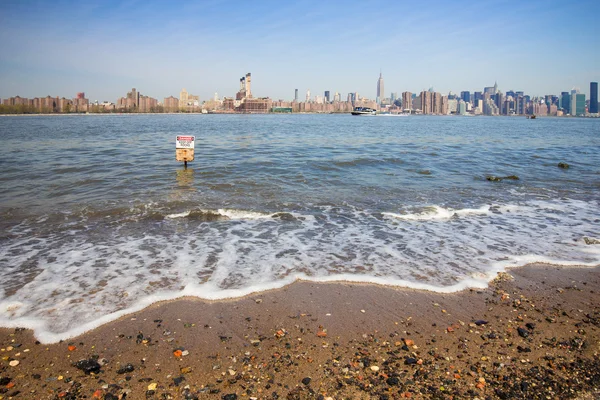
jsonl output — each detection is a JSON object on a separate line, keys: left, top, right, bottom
{"left": 591, "top": 82, "right": 598, "bottom": 114}
{"left": 460, "top": 91, "right": 471, "bottom": 103}
{"left": 324, "top": 91, "right": 330, "bottom": 103}
{"left": 376, "top": 72, "right": 384, "bottom": 105}
{"left": 294, "top": 89, "right": 298, "bottom": 102}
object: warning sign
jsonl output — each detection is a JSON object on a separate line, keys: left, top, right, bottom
{"left": 176, "top": 135, "right": 195, "bottom": 149}
{"left": 176, "top": 135, "right": 195, "bottom": 162}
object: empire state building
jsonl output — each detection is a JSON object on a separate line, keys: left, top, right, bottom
{"left": 376, "top": 72, "right": 384, "bottom": 105}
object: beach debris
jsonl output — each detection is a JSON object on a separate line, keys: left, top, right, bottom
{"left": 255, "top": 299, "right": 263, "bottom": 304}
{"left": 180, "top": 366, "right": 192, "bottom": 374}
{"left": 493, "top": 272, "right": 514, "bottom": 283}
{"left": 275, "top": 329, "right": 287, "bottom": 338}
{"left": 74, "top": 358, "right": 101, "bottom": 374}
{"left": 316, "top": 326, "right": 328, "bottom": 337}
{"left": 474, "top": 320, "right": 488, "bottom": 326}
{"left": 9, "top": 360, "right": 19, "bottom": 367}
{"left": 584, "top": 237, "right": 600, "bottom": 245}
{"left": 117, "top": 363, "right": 135, "bottom": 374}
{"left": 360, "top": 309, "right": 366, "bottom": 313}
{"left": 558, "top": 162, "right": 570, "bottom": 169}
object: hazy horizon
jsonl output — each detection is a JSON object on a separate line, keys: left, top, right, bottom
{"left": 1, "top": 0, "right": 598, "bottom": 102}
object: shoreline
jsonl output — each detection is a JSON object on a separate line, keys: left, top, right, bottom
{"left": 1, "top": 263, "right": 599, "bottom": 399}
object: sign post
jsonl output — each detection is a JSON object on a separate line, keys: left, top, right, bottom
{"left": 176, "top": 135, "right": 195, "bottom": 168}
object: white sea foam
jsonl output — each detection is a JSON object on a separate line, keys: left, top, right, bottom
{"left": 1, "top": 199, "right": 599, "bottom": 343}
{"left": 165, "top": 211, "right": 191, "bottom": 219}
{"left": 383, "top": 205, "right": 491, "bottom": 221}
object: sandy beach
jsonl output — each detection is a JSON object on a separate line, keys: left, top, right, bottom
{"left": 1, "top": 263, "right": 599, "bottom": 399}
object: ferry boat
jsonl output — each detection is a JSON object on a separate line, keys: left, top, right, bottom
{"left": 351, "top": 107, "right": 376, "bottom": 116}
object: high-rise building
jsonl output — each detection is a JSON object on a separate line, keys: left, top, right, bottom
{"left": 306, "top": 89, "right": 311, "bottom": 102}
{"left": 294, "top": 89, "right": 298, "bottom": 102}
{"left": 324, "top": 91, "right": 330, "bottom": 103}
{"left": 560, "top": 92, "right": 571, "bottom": 113}
{"left": 334, "top": 92, "right": 341, "bottom": 102}
{"left": 460, "top": 91, "right": 471, "bottom": 103}
{"left": 401, "top": 92, "right": 412, "bottom": 112}
{"left": 590, "top": 82, "right": 599, "bottom": 114}
{"left": 76, "top": 92, "right": 85, "bottom": 99}
{"left": 376, "top": 72, "right": 384, "bottom": 105}
{"left": 571, "top": 93, "right": 586, "bottom": 116}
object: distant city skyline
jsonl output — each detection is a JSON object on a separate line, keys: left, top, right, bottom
{"left": 0, "top": 1, "right": 598, "bottom": 101}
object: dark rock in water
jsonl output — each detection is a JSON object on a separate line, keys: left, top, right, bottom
{"left": 486, "top": 175, "right": 519, "bottom": 182}
{"left": 386, "top": 376, "right": 400, "bottom": 386}
{"left": 517, "top": 327, "right": 529, "bottom": 338}
{"left": 474, "top": 320, "right": 488, "bottom": 326}
{"left": 117, "top": 363, "right": 135, "bottom": 374}
{"left": 222, "top": 394, "right": 238, "bottom": 400}
{"left": 301, "top": 377, "right": 311, "bottom": 385}
{"left": 558, "top": 162, "right": 570, "bottom": 169}
{"left": 74, "top": 358, "right": 101, "bottom": 374}
{"left": 404, "top": 357, "right": 418, "bottom": 365}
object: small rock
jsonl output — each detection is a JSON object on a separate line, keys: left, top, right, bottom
{"left": 517, "top": 327, "right": 529, "bottom": 338}
{"left": 558, "top": 162, "right": 570, "bottom": 169}
{"left": 404, "top": 357, "right": 417, "bottom": 365}
{"left": 180, "top": 367, "right": 192, "bottom": 374}
{"left": 474, "top": 320, "right": 488, "bottom": 326}
{"left": 301, "top": 377, "right": 311, "bottom": 385}
{"left": 74, "top": 358, "right": 101, "bottom": 374}
{"left": 370, "top": 365, "right": 380, "bottom": 372}
{"left": 223, "top": 394, "right": 237, "bottom": 400}
{"left": 386, "top": 376, "right": 400, "bottom": 386}
{"left": 9, "top": 360, "right": 19, "bottom": 367}
{"left": 148, "top": 382, "right": 157, "bottom": 391}
{"left": 255, "top": 299, "right": 263, "bottom": 304}
{"left": 117, "top": 363, "right": 135, "bottom": 374}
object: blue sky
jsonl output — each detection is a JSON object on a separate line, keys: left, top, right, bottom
{"left": 0, "top": 0, "right": 598, "bottom": 102}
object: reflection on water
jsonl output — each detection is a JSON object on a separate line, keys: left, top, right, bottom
{"left": 176, "top": 167, "right": 195, "bottom": 188}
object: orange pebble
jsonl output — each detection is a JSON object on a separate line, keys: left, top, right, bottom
{"left": 173, "top": 349, "right": 183, "bottom": 358}
{"left": 92, "top": 389, "right": 103, "bottom": 398}
{"left": 68, "top": 345, "right": 76, "bottom": 351}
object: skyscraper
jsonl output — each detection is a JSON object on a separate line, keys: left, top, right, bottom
{"left": 324, "top": 91, "right": 330, "bottom": 103}
{"left": 376, "top": 72, "right": 384, "bottom": 105}
{"left": 591, "top": 82, "right": 599, "bottom": 114}
{"left": 306, "top": 89, "right": 311, "bottom": 102}
{"left": 294, "top": 89, "right": 298, "bottom": 102}
{"left": 460, "top": 91, "right": 471, "bottom": 103}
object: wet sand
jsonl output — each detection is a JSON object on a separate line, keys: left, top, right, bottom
{"left": 1, "top": 263, "right": 599, "bottom": 399}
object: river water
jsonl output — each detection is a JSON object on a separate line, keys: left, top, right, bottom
{"left": 1, "top": 114, "right": 599, "bottom": 342}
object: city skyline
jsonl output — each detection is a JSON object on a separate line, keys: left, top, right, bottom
{"left": 0, "top": 0, "right": 599, "bottom": 101}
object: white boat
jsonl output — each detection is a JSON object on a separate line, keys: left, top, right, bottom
{"left": 351, "top": 107, "right": 376, "bottom": 115}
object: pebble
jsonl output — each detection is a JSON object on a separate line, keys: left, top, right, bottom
{"left": 147, "top": 382, "right": 157, "bottom": 390}
{"left": 370, "top": 365, "right": 380, "bottom": 372}
{"left": 301, "top": 377, "right": 311, "bottom": 385}
{"left": 223, "top": 394, "right": 237, "bottom": 400}
{"left": 9, "top": 360, "right": 19, "bottom": 367}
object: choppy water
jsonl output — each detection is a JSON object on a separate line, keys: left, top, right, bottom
{"left": 1, "top": 114, "right": 599, "bottom": 342}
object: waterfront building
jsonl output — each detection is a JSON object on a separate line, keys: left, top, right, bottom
{"left": 163, "top": 96, "right": 179, "bottom": 113}
{"left": 401, "top": 92, "right": 412, "bottom": 112}
{"left": 571, "top": 93, "right": 586, "bottom": 116}
{"left": 590, "top": 82, "right": 598, "bottom": 114}
{"left": 306, "top": 89, "right": 311, "bottom": 102}
{"left": 179, "top": 88, "right": 200, "bottom": 111}
{"left": 560, "top": 92, "right": 571, "bottom": 113}
{"left": 324, "top": 91, "right": 330, "bottom": 103}
{"left": 334, "top": 92, "right": 341, "bottom": 102}
{"left": 376, "top": 72, "right": 384, "bottom": 105}
{"left": 457, "top": 100, "right": 467, "bottom": 115}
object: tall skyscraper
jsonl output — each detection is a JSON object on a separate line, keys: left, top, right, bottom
{"left": 294, "top": 89, "right": 298, "bottom": 102}
{"left": 401, "top": 92, "right": 412, "bottom": 111}
{"left": 376, "top": 72, "right": 384, "bottom": 105}
{"left": 460, "top": 91, "right": 471, "bottom": 103}
{"left": 324, "top": 91, "right": 330, "bottom": 103}
{"left": 591, "top": 82, "right": 599, "bottom": 114}
{"left": 306, "top": 89, "right": 311, "bottom": 102}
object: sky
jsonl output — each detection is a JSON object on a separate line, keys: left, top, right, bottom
{"left": 0, "top": 0, "right": 599, "bottom": 102}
